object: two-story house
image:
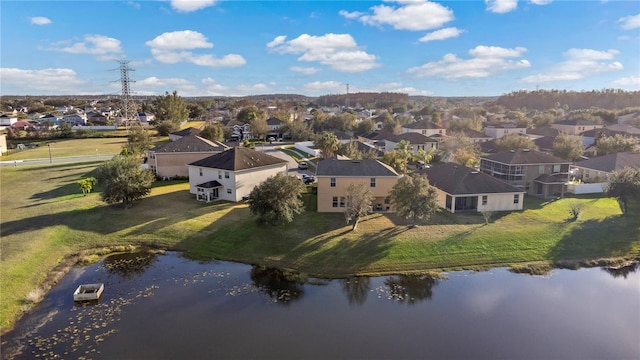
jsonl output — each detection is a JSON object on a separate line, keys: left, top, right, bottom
{"left": 147, "top": 135, "right": 230, "bottom": 178}
{"left": 266, "top": 117, "right": 284, "bottom": 138}
{"left": 551, "top": 119, "right": 604, "bottom": 135}
{"left": 384, "top": 132, "right": 441, "bottom": 154}
{"left": 188, "top": 147, "right": 289, "bottom": 202}
{"left": 480, "top": 149, "right": 571, "bottom": 198}
{"left": 315, "top": 158, "right": 401, "bottom": 213}
{"left": 483, "top": 123, "right": 527, "bottom": 139}
{"left": 401, "top": 120, "right": 447, "bottom": 137}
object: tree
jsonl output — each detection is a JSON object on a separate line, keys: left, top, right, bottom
{"left": 494, "top": 133, "right": 538, "bottom": 152}
{"left": 199, "top": 123, "right": 225, "bottom": 142}
{"left": 124, "top": 124, "right": 153, "bottom": 155}
{"left": 344, "top": 183, "right": 374, "bottom": 231}
{"left": 354, "top": 118, "right": 375, "bottom": 136}
{"left": 596, "top": 134, "right": 637, "bottom": 156}
{"left": 415, "top": 147, "right": 435, "bottom": 167}
{"left": 606, "top": 167, "right": 640, "bottom": 215}
{"left": 552, "top": 133, "right": 584, "bottom": 161}
{"left": 250, "top": 117, "right": 269, "bottom": 140}
{"left": 156, "top": 121, "right": 178, "bottom": 136}
{"left": 249, "top": 173, "right": 306, "bottom": 225}
{"left": 77, "top": 177, "right": 97, "bottom": 196}
{"left": 96, "top": 155, "right": 155, "bottom": 209}
{"left": 237, "top": 105, "right": 264, "bottom": 124}
{"left": 315, "top": 132, "right": 340, "bottom": 159}
{"left": 153, "top": 91, "right": 188, "bottom": 129}
{"left": 394, "top": 140, "right": 413, "bottom": 174}
{"left": 389, "top": 174, "right": 439, "bottom": 227}
{"left": 187, "top": 102, "right": 205, "bottom": 120}
{"left": 282, "top": 120, "right": 314, "bottom": 141}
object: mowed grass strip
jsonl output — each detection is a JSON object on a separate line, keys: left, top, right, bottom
{"left": 1, "top": 161, "right": 639, "bottom": 331}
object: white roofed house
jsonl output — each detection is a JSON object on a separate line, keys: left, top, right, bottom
{"left": 188, "top": 147, "right": 289, "bottom": 202}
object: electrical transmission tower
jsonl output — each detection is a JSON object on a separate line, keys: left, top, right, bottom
{"left": 345, "top": 83, "right": 350, "bottom": 109}
{"left": 117, "top": 60, "right": 136, "bottom": 127}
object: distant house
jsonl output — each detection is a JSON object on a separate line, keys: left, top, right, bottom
{"left": 0, "top": 114, "right": 18, "bottom": 127}
{"left": 384, "top": 132, "right": 441, "bottom": 154}
{"left": 169, "top": 127, "right": 201, "bottom": 141}
{"left": 61, "top": 114, "right": 87, "bottom": 126}
{"left": 138, "top": 113, "right": 155, "bottom": 125}
{"left": 11, "top": 120, "right": 36, "bottom": 131}
{"left": 483, "top": 123, "right": 526, "bottom": 139}
{"left": 188, "top": 147, "right": 289, "bottom": 202}
{"left": 480, "top": 149, "right": 571, "bottom": 198}
{"left": 222, "top": 120, "right": 251, "bottom": 141}
{"left": 551, "top": 119, "right": 604, "bottom": 135}
{"left": 266, "top": 117, "right": 284, "bottom": 137}
{"left": 453, "top": 128, "right": 493, "bottom": 143}
{"left": 401, "top": 120, "right": 447, "bottom": 137}
{"left": 0, "top": 133, "right": 7, "bottom": 155}
{"left": 526, "top": 126, "right": 561, "bottom": 139}
{"left": 147, "top": 135, "right": 230, "bottom": 178}
{"left": 315, "top": 158, "right": 401, "bottom": 213}
{"left": 421, "top": 162, "right": 525, "bottom": 213}
{"left": 617, "top": 112, "right": 640, "bottom": 125}
{"left": 86, "top": 111, "right": 108, "bottom": 125}
{"left": 570, "top": 152, "right": 640, "bottom": 184}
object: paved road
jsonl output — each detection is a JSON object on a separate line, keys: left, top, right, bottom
{"left": 0, "top": 154, "right": 116, "bottom": 167}
{"left": 258, "top": 144, "right": 315, "bottom": 179}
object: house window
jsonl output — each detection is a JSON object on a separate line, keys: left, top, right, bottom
{"left": 482, "top": 195, "right": 488, "bottom": 205}
{"left": 225, "top": 171, "right": 230, "bottom": 179}
{"left": 226, "top": 189, "right": 232, "bottom": 194}
{"left": 339, "top": 197, "right": 346, "bottom": 207}
{"left": 514, "top": 194, "right": 520, "bottom": 204}
{"left": 421, "top": 130, "right": 426, "bottom": 135}
{"left": 370, "top": 178, "right": 376, "bottom": 187}
{"left": 539, "top": 165, "right": 545, "bottom": 173}
{"left": 332, "top": 197, "right": 338, "bottom": 208}
{"left": 446, "top": 195, "right": 452, "bottom": 210}
{"left": 218, "top": 171, "right": 222, "bottom": 179}
{"left": 330, "top": 177, "right": 336, "bottom": 187}
{"left": 553, "top": 164, "right": 561, "bottom": 173}
{"left": 199, "top": 168, "right": 203, "bottom": 176}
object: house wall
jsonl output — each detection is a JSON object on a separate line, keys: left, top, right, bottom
{"left": 316, "top": 176, "right": 399, "bottom": 213}
{"left": 188, "top": 163, "right": 288, "bottom": 202}
{"left": 384, "top": 140, "right": 438, "bottom": 154}
{"left": 569, "top": 166, "right": 610, "bottom": 183}
{"left": 551, "top": 124, "right": 604, "bottom": 135}
{"left": 402, "top": 128, "right": 446, "bottom": 137}
{"left": 151, "top": 152, "right": 219, "bottom": 178}
{"left": 567, "top": 182, "right": 605, "bottom": 194}
{"left": 0, "top": 134, "right": 7, "bottom": 155}
{"left": 436, "top": 190, "right": 524, "bottom": 213}
{"left": 484, "top": 127, "right": 526, "bottom": 139}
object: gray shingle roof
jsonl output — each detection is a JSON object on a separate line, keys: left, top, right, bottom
{"left": 481, "top": 149, "right": 569, "bottom": 165}
{"left": 189, "top": 147, "right": 287, "bottom": 171}
{"left": 422, "top": 162, "right": 523, "bottom": 195}
{"left": 402, "top": 119, "right": 444, "bottom": 130}
{"left": 316, "top": 158, "right": 399, "bottom": 177}
{"left": 390, "top": 132, "right": 436, "bottom": 143}
{"left": 169, "top": 127, "right": 201, "bottom": 137}
{"left": 152, "top": 135, "right": 229, "bottom": 153}
{"left": 573, "top": 152, "right": 640, "bottom": 172}
{"left": 526, "top": 126, "right": 560, "bottom": 137}
{"left": 554, "top": 119, "right": 602, "bottom": 126}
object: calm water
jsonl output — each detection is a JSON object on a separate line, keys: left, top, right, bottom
{"left": 2, "top": 251, "right": 639, "bottom": 359}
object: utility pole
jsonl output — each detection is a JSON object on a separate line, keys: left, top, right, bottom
{"left": 345, "top": 83, "right": 350, "bottom": 109}
{"left": 48, "top": 143, "right": 52, "bottom": 164}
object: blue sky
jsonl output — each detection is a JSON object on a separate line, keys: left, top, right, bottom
{"left": 1, "top": 0, "right": 638, "bottom": 97}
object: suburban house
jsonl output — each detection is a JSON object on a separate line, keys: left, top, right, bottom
{"left": 169, "top": 127, "right": 201, "bottom": 141}
{"left": 551, "top": 119, "right": 604, "bottom": 135}
{"left": 0, "top": 133, "right": 7, "bottom": 155}
{"left": 526, "top": 126, "right": 561, "bottom": 139}
{"left": 483, "top": 123, "right": 527, "bottom": 139}
{"left": 479, "top": 149, "right": 571, "bottom": 198}
{"left": 384, "top": 132, "right": 441, "bottom": 154}
{"left": 568, "top": 152, "right": 640, "bottom": 194}
{"left": 188, "top": 147, "right": 289, "bottom": 202}
{"left": 453, "top": 128, "right": 493, "bottom": 143}
{"left": 315, "top": 158, "right": 401, "bottom": 213}
{"left": 223, "top": 120, "right": 251, "bottom": 141}
{"left": 421, "top": 162, "right": 525, "bottom": 213}
{"left": 62, "top": 114, "right": 87, "bottom": 126}
{"left": 137, "top": 112, "right": 155, "bottom": 125}
{"left": 401, "top": 120, "right": 447, "bottom": 137}
{"left": 147, "top": 135, "right": 230, "bottom": 178}
{"left": 266, "top": 117, "right": 284, "bottom": 138}
{"left": 0, "top": 114, "right": 17, "bottom": 128}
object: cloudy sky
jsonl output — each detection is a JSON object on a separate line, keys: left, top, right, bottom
{"left": 1, "top": 0, "right": 638, "bottom": 97}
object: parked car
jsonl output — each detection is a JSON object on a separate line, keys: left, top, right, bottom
{"left": 298, "top": 161, "right": 308, "bottom": 170}
{"left": 301, "top": 174, "right": 315, "bottom": 184}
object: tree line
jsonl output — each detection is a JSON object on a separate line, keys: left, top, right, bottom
{"left": 494, "top": 89, "right": 640, "bottom": 111}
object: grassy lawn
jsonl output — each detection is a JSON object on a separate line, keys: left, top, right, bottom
{"left": 1, "top": 161, "right": 639, "bottom": 332}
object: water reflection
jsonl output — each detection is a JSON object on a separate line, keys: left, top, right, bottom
{"left": 101, "top": 251, "right": 158, "bottom": 279}
{"left": 249, "top": 266, "right": 306, "bottom": 304}
{"left": 601, "top": 260, "right": 639, "bottom": 279}
{"left": 342, "top": 277, "right": 371, "bottom": 305}
{"left": 382, "top": 274, "right": 440, "bottom": 304}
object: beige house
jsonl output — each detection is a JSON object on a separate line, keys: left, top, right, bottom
{"left": 421, "top": 162, "right": 525, "bottom": 213}
{"left": 570, "top": 152, "right": 640, "bottom": 183}
{"left": 483, "top": 123, "right": 526, "bottom": 139}
{"left": 401, "top": 120, "right": 447, "bottom": 137}
{"left": 551, "top": 119, "right": 604, "bottom": 135}
{"left": 0, "top": 133, "right": 7, "bottom": 155}
{"left": 315, "top": 158, "right": 401, "bottom": 213}
{"left": 384, "top": 132, "right": 441, "bottom": 154}
{"left": 188, "top": 147, "right": 289, "bottom": 202}
{"left": 147, "top": 135, "right": 229, "bottom": 178}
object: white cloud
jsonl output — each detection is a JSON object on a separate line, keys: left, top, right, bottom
{"left": 136, "top": 76, "right": 198, "bottom": 95}
{"left": 530, "top": 0, "right": 552, "bottom": 5}
{"left": 341, "top": 1, "right": 454, "bottom": 31}
{"left": 146, "top": 30, "right": 246, "bottom": 67}
{"left": 617, "top": 13, "right": 640, "bottom": 30}
{"left": 407, "top": 45, "right": 530, "bottom": 79}
{"left": 236, "top": 83, "right": 273, "bottom": 93}
{"left": 486, "top": 0, "right": 518, "bottom": 14}
{"left": 30, "top": 16, "right": 51, "bottom": 25}
{"left": 521, "top": 48, "right": 623, "bottom": 83}
{"left": 290, "top": 66, "right": 320, "bottom": 75}
{"left": 267, "top": 33, "right": 379, "bottom": 72}
{"left": 45, "top": 35, "right": 123, "bottom": 61}
{"left": 170, "top": 0, "right": 217, "bottom": 13}
{"left": 611, "top": 76, "right": 640, "bottom": 88}
{"left": 419, "top": 27, "right": 465, "bottom": 42}
{"left": 0, "top": 68, "right": 87, "bottom": 94}
{"left": 301, "top": 81, "right": 344, "bottom": 94}
{"left": 126, "top": 1, "right": 141, "bottom": 9}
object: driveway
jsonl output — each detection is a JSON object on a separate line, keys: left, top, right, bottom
{"left": 259, "top": 144, "right": 314, "bottom": 179}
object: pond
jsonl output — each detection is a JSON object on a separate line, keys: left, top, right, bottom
{"left": 2, "top": 251, "right": 639, "bottom": 359}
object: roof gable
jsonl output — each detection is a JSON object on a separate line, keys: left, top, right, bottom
{"left": 316, "top": 158, "right": 399, "bottom": 177}
{"left": 423, "top": 162, "right": 523, "bottom": 195}
{"left": 170, "top": 127, "right": 201, "bottom": 137}
{"left": 189, "top": 147, "right": 287, "bottom": 171}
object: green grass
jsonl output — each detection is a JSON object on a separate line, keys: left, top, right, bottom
{"left": 2, "top": 161, "right": 639, "bottom": 332}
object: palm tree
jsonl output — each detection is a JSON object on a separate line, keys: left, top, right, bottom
{"left": 315, "top": 132, "right": 340, "bottom": 159}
